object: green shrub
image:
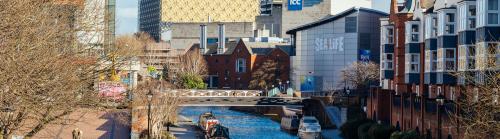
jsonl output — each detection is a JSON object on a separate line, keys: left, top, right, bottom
{"left": 390, "top": 131, "right": 403, "bottom": 139}
{"left": 179, "top": 73, "right": 207, "bottom": 89}
{"left": 390, "top": 130, "right": 420, "bottom": 139}
{"left": 357, "top": 122, "right": 374, "bottom": 139}
{"left": 367, "top": 124, "right": 396, "bottom": 139}
{"left": 340, "top": 118, "right": 375, "bottom": 139}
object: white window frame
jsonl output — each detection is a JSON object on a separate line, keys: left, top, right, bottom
{"left": 382, "top": 26, "right": 394, "bottom": 44}
{"left": 438, "top": 10, "right": 457, "bottom": 36}
{"left": 425, "top": 50, "right": 431, "bottom": 72}
{"left": 450, "top": 87, "right": 456, "bottom": 101}
{"left": 236, "top": 58, "right": 246, "bottom": 73}
{"left": 416, "top": 85, "right": 420, "bottom": 96}
{"left": 382, "top": 53, "right": 394, "bottom": 70}
{"left": 437, "top": 48, "right": 457, "bottom": 72}
{"left": 405, "top": 53, "right": 420, "bottom": 73}
{"left": 405, "top": 21, "right": 420, "bottom": 43}
{"left": 425, "top": 14, "right": 438, "bottom": 39}
{"left": 458, "top": 2, "right": 477, "bottom": 31}
{"left": 487, "top": 0, "right": 500, "bottom": 25}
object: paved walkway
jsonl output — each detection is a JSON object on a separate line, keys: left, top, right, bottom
{"left": 171, "top": 116, "right": 203, "bottom": 139}
{"left": 32, "top": 109, "right": 130, "bottom": 139}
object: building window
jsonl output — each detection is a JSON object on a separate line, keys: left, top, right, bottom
{"left": 383, "top": 26, "right": 394, "bottom": 44}
{"left": 236, "top": 58, "right": 246, "bottom": 73}
{"left": 411, "top": 25, "right": 419, "bottom": 42}
{"left": 382, "top": 53, "right": 394, "bottom": 70}
{"left": 416, "top": 85, "right": 420, "bottom": 96}
{"left": 388, "top": 28, "right": 394, "bottom": 44}
{"left": 406, "top": 22, "right": 420, "bottom": 42}
{"left": 459, "top": 46, "right": 477, "bottom": 71}
{"left": 425, "top": 50, "right": 431, "bottom": 72}
{"left": 425, "top": 15, "right": 438, "bottom": 39}
{"left": 485, "top": 0, "right": 500, "bottom": 25}
{"left": 445, "top": 49, "right": 456, "bottom": 70}
{"left": 428, "top": 86, "right": 433, "bottom": 98}
{"left": 345, "top": 17, "right": 357, "bottom": 33}
{"left": 489, "top": 0, "right": 499, "bottom": 10}
{"left": 438, "top": 48, "right": 456, "bottom": 71}
{"left": 405, "top": 54, "right": 420, "bottom": 73}
{"left": 438, "top": 11, "right": 456, "bottom": 35}
{"left": 432, "top": 51, "right": 438, "bottom": 71}
{"left": 450, "top": 87, "right": 456, "bottom": 101}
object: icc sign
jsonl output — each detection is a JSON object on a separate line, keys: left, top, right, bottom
{"left": 288, "top": 0, "right": 302, "bottom": 11}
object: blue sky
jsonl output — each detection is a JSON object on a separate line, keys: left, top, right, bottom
{"left": 116, "top": 0, "right": 390, "bottom": 35}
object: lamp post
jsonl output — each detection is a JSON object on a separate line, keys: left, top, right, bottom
{"left": 436, "top": 93, "right": 445, "bottom": 139}
{"left": 346, "top": 87, "right": 351, "bottom": 106}
{"left": 146, "top": 90, "right": 153, "bottom": 139}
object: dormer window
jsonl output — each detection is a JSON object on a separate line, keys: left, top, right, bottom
{"left": 382, "top": 26, "right": 394, "bottom": 44}
{"left": 458, "top": 2, "right": 477, "bottom": 31}
{"left": 405, "top": 21, "right": 420, "bottom": 43}
{"left": 438, "top": 10, "right": 457, "bottom": 35}
{"left": 425, "top": 14, "right": 438, "bottom": 39}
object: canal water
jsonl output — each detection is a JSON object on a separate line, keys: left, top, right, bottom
{"left": 178, "top": 106, "right": 298, "bottom": 139}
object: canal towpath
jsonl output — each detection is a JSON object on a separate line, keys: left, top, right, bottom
{"left": 171, "top": 115, "right": 203, "bottom": 139}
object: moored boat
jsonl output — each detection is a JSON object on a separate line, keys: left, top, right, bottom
{"left": 298, "top": 116, "right": 322, "bottom": 139}
{"left": 206, "top": 124, "right": 230, "bottom": 139}
{"left": 281, "top": 115, "right": 300, "bottom": 132}
{"left": 198, "top": 112, "right": 220, "bottom": 132}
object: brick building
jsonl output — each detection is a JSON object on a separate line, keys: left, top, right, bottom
{"left": 368, "top": 0, "right": 500, "bottom": 139}
{"left": 188, "top": 24, "right": 292, "bottom": 89}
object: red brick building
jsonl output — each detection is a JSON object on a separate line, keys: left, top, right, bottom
{"left": 189, "top": 40, "right": 291, "bottom": 89}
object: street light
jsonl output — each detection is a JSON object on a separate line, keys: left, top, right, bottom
{"left": 146, "top": 90, "right": 153, "bottom": 139}
{"left": 346, "top": 87, "right": 351, "bottom": 105}
{"left": 436, "top": 93, "right": 445, "bottom": 139}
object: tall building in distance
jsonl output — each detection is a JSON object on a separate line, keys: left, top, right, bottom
{"left": 139, "top": 0, "right": 261, "bottom": 48}
{"left": 286, "top": 7, "right": 387, "bottom": 93}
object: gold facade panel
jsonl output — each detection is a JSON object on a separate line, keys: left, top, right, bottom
{"left": 161, "top": 0, "right": 260, "bottom": 23}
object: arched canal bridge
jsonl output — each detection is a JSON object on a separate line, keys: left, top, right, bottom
{"left": 167, "top": 90, "right": 303, "bottom": 107}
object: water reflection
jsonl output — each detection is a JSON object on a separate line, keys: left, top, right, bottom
{"left": 178, "top": 106, "right": 298, "bottom": 139}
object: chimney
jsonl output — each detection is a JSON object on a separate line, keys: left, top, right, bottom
{"left": 217, "top": 23, "right": 226, "bottom": 54}
{"left": 200, "top": 24, "right": 207, "bottom": 55}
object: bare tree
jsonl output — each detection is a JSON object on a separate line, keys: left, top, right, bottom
{"left": 131, "top": 80, "right": 180, "bottom": 138}
{"left": 452, "top": 42, "right": 500, "bottom": 138}
{"left": 168, "top": 50, "right": 208, "bottom": 89}
{"left": 340, "top": 62, "right": 380, "bottom": 90}
{"left": 0, "top": 0, "right": 139, "bottom": 138}
{"left": 250, "top": 60, "right": 278, "bottom": 90}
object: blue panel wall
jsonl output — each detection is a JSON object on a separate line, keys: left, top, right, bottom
{"left": 383, "top": 44, "right": 394, "bottom": 53}
{"left": 458, "top": 31, "right": 476, "bottom": 45}
{"left": 425, "top": 38, "right": 437, "bottom": 50}
{"left": 382, "top": 70, "right": 394, "bottom": 79}
{"left": 476, "top": 27, "right": 500, "bottom": 42}
{"left": 405, "top": 73, "right": 420, "bottom": 84}
{"left": 405, "top": 43, "right": 421, "bottom": 53}
{"left": 437, "top": 36, "right": 458, "bottom": 48}
{"left": 424, "top": 72, "right": 436, "bottom": 84}
{"left": 436, "top": 72, "right": 457, "bottom": 85}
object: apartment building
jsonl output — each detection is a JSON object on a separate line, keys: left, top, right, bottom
{"left": 368, "top": 0, "right": 500, "bottom": 138}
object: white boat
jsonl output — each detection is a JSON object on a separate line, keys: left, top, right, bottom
{"left": 298, "top": 116, "right": 322, "bottom": 139}
{"left": 281, "top": 115, "right": 300, "bottom": 132}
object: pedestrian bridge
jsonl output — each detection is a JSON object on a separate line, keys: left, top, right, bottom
{"left": 166, "top": 90, "right": 303, "bottom": 106}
